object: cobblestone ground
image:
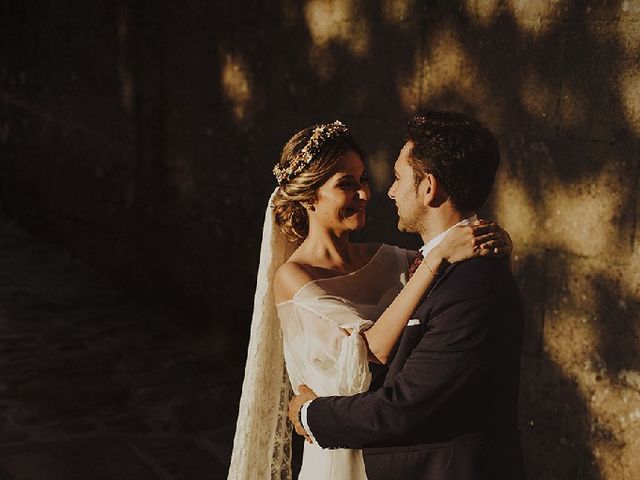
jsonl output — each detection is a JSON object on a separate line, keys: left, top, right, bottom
{"left": 0, "top": 214, "right": 243, "bottom": 479}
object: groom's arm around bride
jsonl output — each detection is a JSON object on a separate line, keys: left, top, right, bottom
{"left": 301, "top": 255, "right": 525, "bottom": 480}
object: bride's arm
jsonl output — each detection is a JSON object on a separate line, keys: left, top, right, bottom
{"left": 364, "top": 221, "right": 510, "bottom": 364}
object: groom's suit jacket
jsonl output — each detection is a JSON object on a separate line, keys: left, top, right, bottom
{"left": 306, "top": 256, "right": 526, "bottom": 480}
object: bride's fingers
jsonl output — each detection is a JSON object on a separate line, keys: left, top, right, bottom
{"left": 475, "top": 247, "right": 509, "bottom": 257}
{"left": 476, "top": 245, "right": 509, "bottom": 256}
{"left": 471, "top": 222, "right": 499, "bottom": 236}
{"left": 472, "top": 233, "right": 501, "bottom": 245}
{"left": 473, "top": 219, "right": 492, "bottom": 226}
{"left": 473, "top": 238, "right": 505, "bottom": 248}
{"left": 477, "top": 239, "right": 506, "bottom": 250}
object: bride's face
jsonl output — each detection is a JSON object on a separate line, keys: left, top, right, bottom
{"left": 309, "top": 150, "right": 370, "bottom": 234}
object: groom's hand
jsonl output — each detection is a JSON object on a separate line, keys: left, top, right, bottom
{"left": 288, "top": 385, "right": 318, "bottom": 443}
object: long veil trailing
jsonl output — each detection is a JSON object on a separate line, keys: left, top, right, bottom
{"left": 228, "top": 188, "right": 298, "bottom": 480}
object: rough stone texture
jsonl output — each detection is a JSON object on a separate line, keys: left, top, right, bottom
{"left": 1, "top": 1, "right": 639, "bottom": 479}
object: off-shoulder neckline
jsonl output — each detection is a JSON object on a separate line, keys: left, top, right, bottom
{"left": 276, "top": 243, "right": 387, "bottom": 307}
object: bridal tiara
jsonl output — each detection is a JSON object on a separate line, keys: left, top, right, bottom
{"left": 273, "top": 120, "right": 350, "bottom": 185}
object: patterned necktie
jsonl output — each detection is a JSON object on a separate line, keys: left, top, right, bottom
{"left": 408, "top": 251, "right": 423, "bottom": 279}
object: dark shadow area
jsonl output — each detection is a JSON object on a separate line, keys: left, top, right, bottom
{"left": 0, "top": 214, "right": 241, "bottom": 478}
{"left": 592, "top": 273, "right": 640, "bottom": 376}
{"left": 520, "top": 352, "right": 606, "bottom": 480}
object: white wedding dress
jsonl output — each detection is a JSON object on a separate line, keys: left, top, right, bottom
{"left": 277, "top": 244, "right": 410, "bottom": 479}
{"left": 227, "top": 190, "right": 412, "bottom": 480}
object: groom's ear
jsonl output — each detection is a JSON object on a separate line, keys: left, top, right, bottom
{"left": 422, "top": 173, "right": 448, "bottom": 207}
{"left": 421, "top": 173, "right": 436, "bottom": 207}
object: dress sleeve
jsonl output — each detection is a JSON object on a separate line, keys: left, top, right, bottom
{"left": 279, "top": 293, "right": 373, "bottom": 397}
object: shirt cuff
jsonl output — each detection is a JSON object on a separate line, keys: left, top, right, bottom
{"left": 300, "top": 400, "right": 318, "bottom": 444}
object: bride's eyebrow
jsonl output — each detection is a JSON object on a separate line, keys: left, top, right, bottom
{"left": 336, "top": 174, "right": 354, "bottom": 183}
{"left": 337, "top": 171, "right": 367, "bottom": 182}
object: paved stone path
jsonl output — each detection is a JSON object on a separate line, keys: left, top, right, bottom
{"left": 0, "top": 214, "right": 242, "bottom": 479}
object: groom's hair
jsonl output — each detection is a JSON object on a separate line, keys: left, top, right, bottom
{"left": 406, "top": 111, "right": 500, "bottom": 213}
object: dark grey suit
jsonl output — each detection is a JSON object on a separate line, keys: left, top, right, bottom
{"left": 306, "top": 256, "right": 526, "bottom": 480}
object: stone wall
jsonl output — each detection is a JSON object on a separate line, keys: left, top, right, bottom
{"left": 1, "top": 1, "right": 638, "bottom": 478}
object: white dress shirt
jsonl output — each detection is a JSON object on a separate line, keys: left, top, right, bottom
{"left": 419, "top": 214, "right": 478, "bottom": 258}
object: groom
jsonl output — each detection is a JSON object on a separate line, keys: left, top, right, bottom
{"left": 288, "top": 111, "right": 526, "bottom": 479}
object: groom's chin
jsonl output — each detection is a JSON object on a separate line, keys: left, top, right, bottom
{"left": 396, "top": 219, "right": 416, "bottom": 234}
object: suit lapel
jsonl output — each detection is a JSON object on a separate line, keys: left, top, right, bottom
{"left": 411, "top": 261, "right": 456, "bottom": 319}
{"left": 426, "top": 261, "right": 456, "bottom": 297}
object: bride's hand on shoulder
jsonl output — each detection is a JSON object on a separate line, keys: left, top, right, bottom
{"left": 432, "top": 219, "right": 512, "bottom": 265}
{"left": 471, "top": 219, "right": 513, "bottom": 258}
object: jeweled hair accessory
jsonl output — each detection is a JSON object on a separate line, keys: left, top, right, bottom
{"left": 273, "top": 120, "right": 350, "bottom": 185}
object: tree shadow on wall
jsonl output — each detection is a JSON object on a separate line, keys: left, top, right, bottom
{"left": 514, "top": 245, "right": 640, "bottom": 479}
{"left": 514, "top": 252, "right": 604, "bottom": 480}
{"left": 591, "top": 274, "right": 640, "bottom": 379}
{"left": 520, "top": 354, "right": 605, "bottom": 480}
{"left": 417, "top": 1, "right": 639, "bottom": 477}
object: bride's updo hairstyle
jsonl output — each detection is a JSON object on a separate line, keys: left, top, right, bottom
{"left": 272, "top": 121, "right": 363, "bottom": 242}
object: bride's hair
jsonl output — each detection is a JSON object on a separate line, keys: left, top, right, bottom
{"left": 272, "top": 123, "right": 363, "bottom": 241}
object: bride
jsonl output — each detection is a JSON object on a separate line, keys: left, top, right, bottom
{"left": 228, "top": 121, "right": 510, "bottom": 479}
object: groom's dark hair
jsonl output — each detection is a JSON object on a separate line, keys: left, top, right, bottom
{"left": 406, "top": 111, "right": 500, "bottom": 213}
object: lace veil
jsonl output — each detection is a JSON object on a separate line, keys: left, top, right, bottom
{"left": 228, "top": 187, "right": 298, "bottom": 480}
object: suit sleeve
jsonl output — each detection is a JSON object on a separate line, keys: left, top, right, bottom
{"left": 306, "top": 262, "right": 497, "bottom": 449}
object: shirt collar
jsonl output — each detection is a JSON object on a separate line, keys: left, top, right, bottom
{"left": 419, "top": 214, "right": 478, "bottom": 258}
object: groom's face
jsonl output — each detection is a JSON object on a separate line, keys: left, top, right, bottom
{"left": 388, "top": 142, "right": 424, "bottom": 233}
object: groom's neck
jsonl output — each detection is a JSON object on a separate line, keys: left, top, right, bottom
{"left": 419, "top": 208, "right": 472, "bottom": 245}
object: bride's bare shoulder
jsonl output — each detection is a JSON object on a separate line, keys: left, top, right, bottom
{"left": 274, "top": 261, "right": 315, "bottom": 304}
